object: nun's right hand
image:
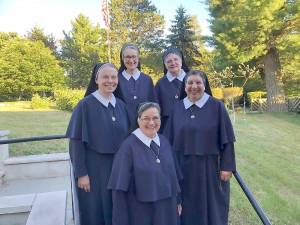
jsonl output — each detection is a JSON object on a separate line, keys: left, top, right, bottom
{"left": 78, "top": 175, "right": 91, "bottom": 192}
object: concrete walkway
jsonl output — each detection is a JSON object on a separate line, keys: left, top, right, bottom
{"left": 0, "top": 176, "right": 74, "bottom": 225}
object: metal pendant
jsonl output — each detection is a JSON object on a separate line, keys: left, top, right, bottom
{"left": 175, "top": 95, "right": 179, "bottom": 99}
{"left": 156, "top": 158, "right": 160, "bottom": 163}
{"left": 133, "top": 96, "right": 137, "bottom": 99}
{"left": 112, "top": 116, "right": 116, "bottom": 121}
{"left": 190, "top": 115, "right": 195, "bottom": 119}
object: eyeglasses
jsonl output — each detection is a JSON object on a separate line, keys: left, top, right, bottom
{"left": 140, "top": 116, "right": 160, "bottom": 123}
{"left": 124, "top": 55, "right": 138, "bottom": 60}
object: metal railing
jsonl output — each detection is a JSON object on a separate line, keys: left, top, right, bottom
{"left": 233, "top": 171, "right": 272, "bottom": 225}
{"left": 0, "top": 135, "right": 272, "bottom": 225}
{"left": 0, "top": 134, "right": 66, "bottom": 144}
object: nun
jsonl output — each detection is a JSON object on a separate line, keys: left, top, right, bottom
{"left": 66, "top": 63, "right": 130, "bottom": 225}
{"left": 114, "top": 43, "right": 157, "bottom": 126}
{"left": 164, "top": 70, "right": 236, "bottom": 225}
{"left": 108, "top": 102, "right": 182, "bottom": 225}
{"left": 154, "top": 47, "right": 189, "bottom": 132}
{"left": 155, "top": 48, "right": 213, "bottom": 132}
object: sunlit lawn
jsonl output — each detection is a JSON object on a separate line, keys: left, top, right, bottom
{"left": 0, "top": 102, "right": 71, "bottom": 156}
{"left": 0, "top": 102, "right": 299, "bottom": 225}
{"left": 230, "top": 112, "right": 300, "bottom": 225}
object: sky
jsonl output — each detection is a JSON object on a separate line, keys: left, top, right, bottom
{"left": 0, "top": 0, "right": 211, "bottom": 40}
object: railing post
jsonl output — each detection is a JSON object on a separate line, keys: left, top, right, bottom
{"left": 0, "top": 130, "right": 10, "bottom": 185}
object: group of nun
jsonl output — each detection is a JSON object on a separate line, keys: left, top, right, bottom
{"left": 66, "top": 44, "right": 236, "bottom": 225}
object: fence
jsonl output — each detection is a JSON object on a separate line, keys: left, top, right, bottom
{"left": 250, "top": 98, "right": 268, "bottom": 112}
{"left": 250, "top": 97, "right": 300, "bottom": 112}
{"left": 288, "top": 98, "right": 300, "bottom": 112}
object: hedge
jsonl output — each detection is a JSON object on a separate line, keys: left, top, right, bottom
{"left": 54, "top": 89, "right": 84, "bottom": 111}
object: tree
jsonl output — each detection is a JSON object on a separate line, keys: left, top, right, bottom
{"left": 279, "top": 34, "right": 300, "bottom": 96}
{"left": 109, "top": 0, "right": 165, "bottom": 74}
{"left": 26, "top": 26, "right": 58, "bottom": 56}
{"left": 60, "top": 14, "right": 107, "bottom": 88}
{"left": 210, "top": 64, "right": 261, "bottom": 120}
{"left": 0, "top": 35, "right": 65, "bottom": 100}
{"left": 207, "top": 0, "right": 300, "bottom": 111}
{"left": 0, "top": 32, "right": 18, "bottom": 48}
{"left": 167, "top": 6, "right": 206, "bottom": 68}
{"left": 189, "top": 15, "right": 213, "bottom": 72}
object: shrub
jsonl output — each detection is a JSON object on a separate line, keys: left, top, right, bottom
{"left": 54, "top": 89, "right": 84, "bottom": 111}
{"left": 223, "top": 87, "right": 243, "bottom": 101}
{"left": 287, "top": 96, "right": 300, "bottom": 100}
{"left": 222, "top": 87, "right": 243, "bottom": 110}
{"left": 212, "top": 88, "right": 223, "bottom": 100}
{"left": 247, "top": 91, "right": 267, "bottom": 102}
{"left": 30, "top": 94, "right": 52, "bottom": 109}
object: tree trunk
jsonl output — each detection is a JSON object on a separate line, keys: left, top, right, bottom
{"left": 262, "top": 47, "right": 287, "bottom": 112}
{"left": 231, "top": 97, "right": 236, "bottom": 123}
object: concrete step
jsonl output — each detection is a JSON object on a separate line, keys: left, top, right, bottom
{"left": 26, "top": 191, "right": 67, "bottom": 225}
{"left": 0, "top": 177, "right": 74, "bottom": 225}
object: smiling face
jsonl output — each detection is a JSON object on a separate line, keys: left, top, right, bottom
{"left": 138, "top": 107, "right": 161, "bottom": 139}
{"left": 122, "top": 48, "right": 139, "bottom": 73}
{"left": 185, "top": 75, "right": 205, "bottom": 102}
{"left": 96, "top": 66, "right": 118, "bottom": 97}
{"left": 164, "top": 53, "right": 182, "bottom": 76}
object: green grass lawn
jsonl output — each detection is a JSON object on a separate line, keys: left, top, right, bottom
{"left": 230, "top": 112, "right": 300, "bottom": 225}
{"left": 0, "top": 102, "right": 71, "bottom": 156}
{"left": 0, "top": 104, "right": 299, "bottom": 224}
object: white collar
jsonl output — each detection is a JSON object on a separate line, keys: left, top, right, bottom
{"left": 183, "top": 93, "right": 210, "bottom": 109}
{"left": 166, "top": 69, "right": 186, "bottom": 82}
{"left": 92, "top": 90, "right": 116, "bottom": 107}
{"left": 122, "top": 69, "right": 141, "bottom": 81}
{"left": 133, "top": 128, "right": 160, "bottom": 147}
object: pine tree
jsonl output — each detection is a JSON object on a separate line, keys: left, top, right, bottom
{"left": 167, "top": 6, "right": 204, "bottom": 68}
